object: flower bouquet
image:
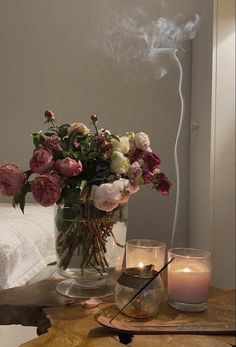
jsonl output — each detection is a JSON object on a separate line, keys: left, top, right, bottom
{"left": 0, "top": 111, "right": 171, "bottom": 296}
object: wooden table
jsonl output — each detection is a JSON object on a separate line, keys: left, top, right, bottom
{"left": 0, "top": 279, "right": 235, "bottom": 347}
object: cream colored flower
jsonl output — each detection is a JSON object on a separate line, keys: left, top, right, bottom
{"left": 68, "top": 122, "right": 90, "bottom": 135}
{"left": 134, "top": 132, "right": 150, "bottom": 151}
{"left": 110, "top": 151, "right": 130, "bottom": 174}
{"left": 111, "top": 136, "right": 130, "bottom": 154}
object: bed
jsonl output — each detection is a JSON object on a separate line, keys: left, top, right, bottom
{"left": 0, "top": 203, "right": 57, "bottom": 289}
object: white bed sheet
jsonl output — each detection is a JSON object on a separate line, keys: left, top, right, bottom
{"left": 0, "top": 203, "right": 56, "bottom": 289}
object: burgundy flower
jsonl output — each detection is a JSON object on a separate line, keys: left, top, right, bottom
{"left": 0, "top": 164, "right": 25, "bottom": 196}
{"left": 142, "top": 170, "right": 154, "bottom": 184}
{"left": 55, "top": 157, "right": 83, "bottom": 177}
{"left": 155, "top": 173, "right": 171, "bottom": 196}
{"left": 30, "top": 149, "right": 54, "bottom": 174}
{"left": 44, "top": 109, "right": 55, "bottom": 119}
{"left": 143, "top": 151, "right": 161, "bottom": 172}
{"left": 43, "top": 134, "right": 63, "bottom": 152}
{"left": 129, "top": 149, "right": 143, "bottom": 164}
{"left": 31, "top": 174, "right": 62, "bottom": 206}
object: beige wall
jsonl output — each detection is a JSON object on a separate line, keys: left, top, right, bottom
{"left": 189, "top": 0, "right": 235, "bottom": 289}
{"left": 0, "top": 1, "right": 201, "bottom": 247}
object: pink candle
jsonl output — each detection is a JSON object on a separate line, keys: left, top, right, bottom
{"left": 168, "top": 262, "right": 211, "bottom": 303}
{"left": 167, "top": 248, "right": 212, "bottom": 312}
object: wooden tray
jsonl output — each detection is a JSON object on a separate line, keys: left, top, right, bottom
{"left": 97, "top": 289, "right": 236, "bottom": 335}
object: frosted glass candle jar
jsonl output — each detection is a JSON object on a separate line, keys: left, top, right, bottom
{"left": 126, "top": 239, "right": 166, "bottom": 271}
{"left": 168, "top": 248, "right": 212, "bottom": 312}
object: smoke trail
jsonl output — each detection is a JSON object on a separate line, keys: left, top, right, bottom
{"left": 102, "top": 13, "right": 200, "bottom": 79}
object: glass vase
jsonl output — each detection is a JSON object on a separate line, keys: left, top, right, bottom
{"left": 55, "top": 202, "right": 128, "bottom": 298}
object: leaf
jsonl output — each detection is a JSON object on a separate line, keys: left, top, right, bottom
{"left": 32, "top": 133, "right": 45, "bottom": 148}
{"left": 24, "top": 170, "right": 33, "bottom": 180}
{"left": 110, "top": 134, "right": 120, "bottom": 142}
{"left": 57, "top": 124, "right": 70, "bottom": 138}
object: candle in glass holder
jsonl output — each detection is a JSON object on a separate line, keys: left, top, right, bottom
{"left": 168, "top": 248, "right": 212, "bottom": 312}
{"left": 126, "top": 239, "right": 166, "bottom": 271}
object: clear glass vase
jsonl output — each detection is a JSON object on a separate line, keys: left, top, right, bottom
{"left": 55, "top": 202, "right": 128, "bottom": 298}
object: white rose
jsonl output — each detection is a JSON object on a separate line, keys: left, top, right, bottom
{"left": 134, "top": 132, "right": 150, "bottom": 151}
{"left": 110, "top": 151, "right": 130, "bottom": 174}
{"left": 111, "top": 136, "right": 130, "bottom": 154}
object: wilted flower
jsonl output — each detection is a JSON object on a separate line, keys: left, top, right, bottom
{"left": 68, "top": 122, "right": 90, "bottom": 135}
{"left": 155, "top": 173, "right": 171, "bottom": 196}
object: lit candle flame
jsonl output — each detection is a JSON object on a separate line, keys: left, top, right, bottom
{"left": 138, "top": 261, "right": 145, "bottom": 268}
{"left": 183, "top": 267, "right": 191, "bottom": 273}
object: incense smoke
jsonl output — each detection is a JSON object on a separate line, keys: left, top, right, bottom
{"left": 98, "top": 13, "right": 200, "bottom": 79}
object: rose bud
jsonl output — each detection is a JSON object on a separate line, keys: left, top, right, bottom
{"left": 0, "top": 164, "right": 25, "bottom": 196}
{"left": 91, "top": 114, "right": 97, "bottom": 122}
{"left": 55, "top": 157, "right": 83, "bottom": 177}
{"left": 31, "top": 174, "right": 62, "bottom": 207}
{"left": 44, "top": 109, "right": 55, "bottom": 119}
{"left": 30, "top": 149, "right": 54, "bottom": 174}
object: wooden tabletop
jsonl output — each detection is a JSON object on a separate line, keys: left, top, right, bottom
{"left": 0, "top": 279, "right": 235, "bottom": 347}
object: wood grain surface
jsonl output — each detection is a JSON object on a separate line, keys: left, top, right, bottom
{"left": 0, "top": 280, "right": 235, "bottom": 347}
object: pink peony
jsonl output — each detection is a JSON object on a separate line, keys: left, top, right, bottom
{"left": 92, "top": 183, "right": 122, "bottom": 212}
{"left": 143, "top": 151, "right": 161, "bottom": 172}
{"left": 155, "top": 173, "right": 171, "bottom": 196}
{"left": 43, "top": 134, "right": 63, "bottom": 152}
{"left": 31, "top": 174, "right": 62, "bottom": 206}
{"left": 0, "top": 164, "right": 25, "bottom": 196}
{"left": 30, "top": 149, "right": 54, "bottom": 174}
{"left": 44, "top": 109, "right": 55, "bottom": 119}
{"left": 134, "top": 132, "right": 150, "bottom": 151}
{"left": 55, "top": 158, "right": 82, "bottom": 177}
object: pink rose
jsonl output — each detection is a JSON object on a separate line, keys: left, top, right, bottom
{"left": 92, "top": 183, "right": 121, "bottom": 212}
{"left": 155, "top": 173, "right": 171, "bottom": 196}
{"left": 31, "top": 174, "right": 62, "bottom": 206}
{"left": 30, "top": 149, "right": 54, "bottom": 174}
{"left": 143, "top": 151, "right": 161, "bottom": 172}
{"left": 0, "top": 164, "right": 25, "bottom": 196}
{"left": 113, "top": 179, "right": 131, "bottom": 204}
{"left": 44, "top": 109, "right": 55, "bottom": 119}
{"left": 134, "top": 132, "right": 150, "bottom": 151}
{"left": 127, "top": 162, "right": 142, "bottom": 179}
{"left": 43, "top": 134, "right": 63, "bottom": 152}
{"left": 55, "top": 158, "right": 82, "bottom": 177}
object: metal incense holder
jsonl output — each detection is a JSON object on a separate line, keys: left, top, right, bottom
{"left": 114, "top": 265, "right": 164, "bottom": 319}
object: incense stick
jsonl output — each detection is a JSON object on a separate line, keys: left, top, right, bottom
{"left": 110, "top": 257, "right": 174, "bottom": 323}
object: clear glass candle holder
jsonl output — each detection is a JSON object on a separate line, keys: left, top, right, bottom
{"left": 168, "top": 248, "right": 212, "bottom": 312}
{"left": 115, "top": 266, "right": 164, "bottom": 318}
{"left": 126, "top": 239, "right": 166, "bottom": 271}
